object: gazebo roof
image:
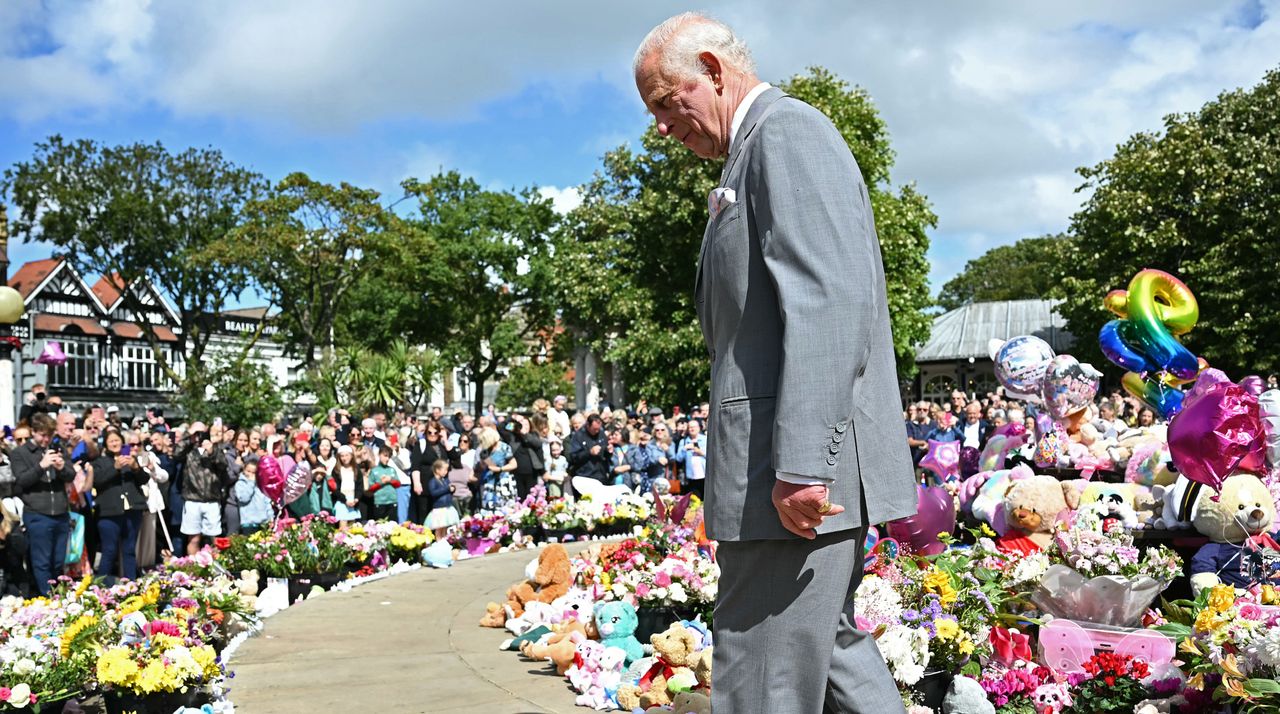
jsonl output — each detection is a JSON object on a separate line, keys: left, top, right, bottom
{"left": 915, "top": 299, "right": 1073, "bottom": 362}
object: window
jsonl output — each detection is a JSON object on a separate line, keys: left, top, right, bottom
{"left": 923, "top": 374, "right": 956, "bottom": 404}
{"left": 121, "top": 343, "right": 170, "bottom": 391}
{"left": 46, "top": 338, "right": 98, "bottom": 388}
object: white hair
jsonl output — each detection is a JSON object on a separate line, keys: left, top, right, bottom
{"left": 633, "top": 12, "right": 756, "bottom": 80}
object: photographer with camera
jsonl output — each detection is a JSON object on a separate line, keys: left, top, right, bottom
{"left": 178, "top": 423, "right": 230, "bottom": 556}
{"left": 17, "top": 384, "right": 51, "bottom": 425}
{"left": 11, "top": 413, "right": 76, "bottom": 595}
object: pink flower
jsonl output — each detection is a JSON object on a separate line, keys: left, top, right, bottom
{"left": 635, "top": 583, "right": 651, "bottom": 598}
{"left": 654, "top": 572, "right": 672, "bottom": 588}
{"left": 1239, "top": 603, "right": 1264, "bottom": 621}
{"left": 275, "top": 555, "right": 284, "bottom": 562}
{"left": 0, "top": 688, "right": 10, "bottom": 701}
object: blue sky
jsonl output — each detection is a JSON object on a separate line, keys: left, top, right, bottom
{"left": 2, "top": 0, "right": 1278, "bottom": 305}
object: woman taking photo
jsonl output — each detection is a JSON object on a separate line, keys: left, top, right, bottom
{"left": 90, "top": 431, "right": 148, "bottom": 582}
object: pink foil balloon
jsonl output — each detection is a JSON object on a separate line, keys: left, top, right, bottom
{"left": 282, "top": 461, "right": 310, "bottom": 505}
{"left": 886, "top": 486, "right": 957, "bottom": 556}
{"left": 1168, "top": 369, "right": 1267, "bottom": 492}
{"left": 257, "top": 454, "right": 285, "bottom": 503}
{"left": 920, "top": 440, "right": 960, "bottom": 484}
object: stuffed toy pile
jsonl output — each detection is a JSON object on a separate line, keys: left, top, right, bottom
{"left": 480, "top": 543, "right": 572, "bottom": 628}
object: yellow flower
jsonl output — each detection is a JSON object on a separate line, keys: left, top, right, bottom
{"left": 1223, "top": 676, "right": 1248, "bottom": 699}
{"left": 1221, "top": 653, "right": 1246, "bottom": 680}
{"left": 136, "top": 659, "right": 169, "bottom": 694}
{"left": 934, "top": 619, "right": 960, "bottom": 640}
{"left": 60, "top": 615, "right": 99, "bottom": 658}
{"left": 118, "top": 596, "right": 144, "bottom": 616}
{"left": 1208, "top": 585, "right": 1235, "bottom": 613}
{"left": 979, "top": 523, "right": 996, "bottom": 537}
{"left": 143, "top": 584, "right": 161, "bottom": 605}
{"left": 96, "top": 647, "right": 139, "bottom": 686}
{"left": 957, "top": 636, "right": 975, "bottom": 655}
{"left": 1179, "top": 637, "right": 1203, "bottom": 656}
{"left": 73, "top": 573, "right": 93, "bottom": 599}
{"left": 922, "top": 569, "right": 949, "bottom": 591}
{"left": 1193, "top": 608, "right": 1218, "bottom": 634}
{"left": 192, "top": 645, "right": 220, "bottom": 679}
{"left": 938, "top": 582, "right": 959, "bottom": 607}
{"left": 1262, "top": 584, "right": 1279, "bottom": 605}
{"left": 1187, "top": 673, "right": 1206, "bottom": 691}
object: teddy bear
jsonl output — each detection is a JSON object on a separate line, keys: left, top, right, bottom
{"left": 994, "top": 475, "right": 1079, "bottom": 555}
{"left": 943, "top": 675, "right": 995, "bottom": 714}
{"left": 595, "top": 600, "right": 644, "bottom": 666}
{"left": 1032, "top": 682, "right": 1073, "bottom": 714}
{"left": 618, "top": 623, "right": 706, "bottom": 709}
{"left": 1132, "top": 486, "right": 1163, "bottom": 529}
{"left": 479, "top": 543, "right": 572, "bottom": 627}
{"left": 647, "top": 691, "right": 711, "bottom": 714}
{"left": 525, "top": 629, "right": 585, "bottom": 675}
{"left": 1153, "top": 475, "right": 1203, "bottom": 530}
{"left": 568, "top": 639, "right": 627, "bottom": 709}
{"left": 1071, "top": 483, "right": 1140, "bottom": 532}
{"left": 1189, "top": 473, "right": 1280, "bottom": 594}
{"left": 961, "top": 465, "right": 1034, "bottom": 536}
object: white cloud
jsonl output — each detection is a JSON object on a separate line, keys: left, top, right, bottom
{"left": 537, "top": 185, "right": 582, "bottom": 215}
{"left": 3, "top": 0, "right": 1279, "bottom": 290}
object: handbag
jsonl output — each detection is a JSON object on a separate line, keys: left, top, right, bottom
{"left": 65, "top": 512, "right": 85, "bottom": 565}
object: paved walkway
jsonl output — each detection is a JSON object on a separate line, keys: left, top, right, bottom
{"left": 230, "top": 546, "right": 586, "bottom": 714}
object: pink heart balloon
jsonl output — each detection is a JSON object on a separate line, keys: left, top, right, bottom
{"left": 257, "top": 454, "right": 285, "bottom": 503}
{"left": 1169, "top": 370, "right": 1267, "bottom": 492}
{"left": 920, "top": 440, "right": 960, "bottom": 484}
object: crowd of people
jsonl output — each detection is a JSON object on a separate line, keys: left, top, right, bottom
{"left": 902, "top": 376, "right": 1279, "bottom": 473}
{"left": 0, "top": 387, "right": 714, "bottom": 597}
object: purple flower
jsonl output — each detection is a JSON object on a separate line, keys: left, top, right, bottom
{"left": 902, "top": 609, "right": 920, "bottom": 622}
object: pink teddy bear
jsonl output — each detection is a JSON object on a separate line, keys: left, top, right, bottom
{"left": 574, "top": 646, "right": 627, "bottom": 710}
{"left": 1033, "top": 682, "right": 1072, "bottom": 714}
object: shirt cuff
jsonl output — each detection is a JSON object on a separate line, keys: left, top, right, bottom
{"left": 776, "top": 471, "right": 833, "bottom": 486}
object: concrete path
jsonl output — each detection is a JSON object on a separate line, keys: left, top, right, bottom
{"left": 230, "top": 546, "right": 586, "bottom": 714}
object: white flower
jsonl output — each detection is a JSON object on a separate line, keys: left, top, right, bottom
{"left": 11, "top": 658, "right": 35, "bottom": 677}
{"left": 1008, "top": 552, "right": 1049, "bottom": 585}
{"left": 1248, "top": 627, "right": 1280, "bottom": 668}
{"left": 610, "top": 584, "right": 628, "bottom": 599}
{"left": 668, "top": 584, "right": 688, "bottom": 603}
{"left": 6, "top": 683, "right": 30, "bottom": 706}
{"left": 65, "top": 602, "right": 83, "bottom": 617}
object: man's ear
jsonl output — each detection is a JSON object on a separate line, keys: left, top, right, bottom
{"left": 699, "top": 51, "right": 723, "bottom": 90}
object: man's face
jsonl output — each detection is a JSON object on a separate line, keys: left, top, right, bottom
{"left": 636, "top": 53, "right": 729, "bottom": 159}
{"left": 461, "top": 415, "right": 474, "bottom": 431}
{"left": 362, "top": 423, "right": 375, "bottom": 439}
{"left": 56, "top": 413, "right": 75, "bottom": 439}
{"left": 374, "top": 413, "right": 386, "bottom": 430}
{"left": 965, "top": 403, "right": 982, "bottom": 423}
{"left": 586, "top": 420, "right": 601, "bottom": 437}
{"left": 687, "top": 420, "right": 701, "bottom": 438}
{"left": 554, "top": 398, "right": 566, "bottom": 411}
{"left": 431, "top": 407, "right": 442, "bottom": 419}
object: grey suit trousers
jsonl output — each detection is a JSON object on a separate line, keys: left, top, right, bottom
{"left": 712, "top": 528, "right": 904, "bottom": 714}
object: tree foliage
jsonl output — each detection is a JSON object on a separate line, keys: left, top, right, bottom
{"left": 1, "top": 136, "right": 264, "bottom": 406}
{"left": 936, "top": 235, "right": 1072, "bottom": 311}
{"left": 227, "top": 172, "right": 397, "bottom": 366}
{"left": 495, "top": 358, "right": 573, "bottom": 412}
{"left": 183, "top": 354, "right": 284, "bottom": 428}
{"left": 397, "top": 172, "right": 559, "bottom": 416}
{"left": 294, "top": 340, "right": 441, "bottom": 414}
{"left": 552, "top": 66, "right": 935, "bottom": 407}
{"left": 1058, "top": 68, "right": 1280, "bottom": 376}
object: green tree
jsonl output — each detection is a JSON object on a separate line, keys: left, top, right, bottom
{"left": 399, "top": 171, "right": 559, "bottom": 416}
{"left": 1, "top": 136, "right": 265, "bottom": 406}
{"left": 496, "top": 358, "right": 574, "bottom": 412}
{"left": 227, "top": 172, "right": 398, "bottom": 367}
{"left": 552, "top": 66, "right": 935, "bottom": 406}
{"left": 936, "top": 235, "right": 1072, "bottom": 310}
{"left": 1059, "top": 68, "right": 1280, "bottom": 376}
{"left": 184, "top": 354, "right": 285, "bottom": 428}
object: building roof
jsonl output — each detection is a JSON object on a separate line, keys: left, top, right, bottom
{"left": 33, "top": 314, "right": 108, "bottom": 336}
{"left": 91, "top": 273, "right": 126, "bottom": 310}
{"left": 915, "top": 299, "right": 1074, "bottom": 362}
{"left": 221, "top": 306, "right": 272, "bottom": 320}
{"left": 110, "top": 322, "right": 179, "bottom": 343}
{"left": 8, "top": 258, "right": 62, "bottom": 299}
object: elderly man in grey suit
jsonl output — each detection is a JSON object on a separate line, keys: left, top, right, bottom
{"left": 634, "top": 13, "right": 918, "bottom": 713}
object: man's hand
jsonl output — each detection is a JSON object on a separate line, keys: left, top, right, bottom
{"left": 589, "top": 445, "right": 602, "bottom": 456}
{"left": 771, "top": 481, "right": 845, "bottom": 540}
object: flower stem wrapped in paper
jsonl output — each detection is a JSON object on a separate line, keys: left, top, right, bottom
{"left": 1031, "top": 513, "right": 1182, "bottom": 627}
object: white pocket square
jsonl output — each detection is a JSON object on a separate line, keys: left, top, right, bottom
{"left": 708, "top": 187, "right": 736, "bottom": 219}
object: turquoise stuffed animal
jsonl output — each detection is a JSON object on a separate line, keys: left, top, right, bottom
{"left": 594, "top": 601, "right": 644, "bottom": 666}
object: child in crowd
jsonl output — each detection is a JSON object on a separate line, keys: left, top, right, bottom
{"left": 543, "top": 439, "right": 568, "bottom": 499}
{"left": 424, "top": 459, "right": 460, "bottom": 539}
{"left": 332, "top": 445, "right": 364, "bottom": 523}
{"left": 234, "top": 459, "right": 273, "bottom": 535}
{"left": 366, "top": 448, "right": 401, "bottom": 522}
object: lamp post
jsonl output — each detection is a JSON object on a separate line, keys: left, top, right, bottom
{"left": 0, "top": 207, "right": 24, "bottom": 427}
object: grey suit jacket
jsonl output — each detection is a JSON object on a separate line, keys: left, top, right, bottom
{"left": 696, "top": 87, "right": 918, "bottom": 541}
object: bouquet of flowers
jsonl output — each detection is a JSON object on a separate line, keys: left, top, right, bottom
{"left": 538, "top": 499, "right": 583, "bottom": 533}
{"left": 605, "top": 543, "right": 719, "bottom": 619}
{"left": 448, "top": 514, "right": 513, "bottom": 550}
{"left": 387, "top": 523, "right": 432, "bottom": 563}
{"left": 1032, "top": 525, "right": 1181, "bottom": 626}
{"left": 1156, "top": 585, "right": 1280, "bottom": 712}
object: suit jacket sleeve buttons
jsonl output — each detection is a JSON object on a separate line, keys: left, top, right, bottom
{"left": 832, "top": 431, "right": 845, "bottom": 444}
{"left": 826, "top": 455, "right": 838, "bottom": 466}
{"left": 835, "top": 421, "right": 848, "bottom": 433}
{"left": 828, "top": 443, "right": 840, "bottom": 454}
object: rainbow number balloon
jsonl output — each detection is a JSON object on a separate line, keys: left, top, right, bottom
{"left": 1099, "top": 269, "right": 1204, "bottom": 419}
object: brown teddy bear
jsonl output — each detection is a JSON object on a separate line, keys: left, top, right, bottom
{"left": 479, "top": 544, "right": 572, "bottom": 627}
{"left": 618, "top": 623, "right": 705, "bottom": 709}
{"left": 522, "top": 630, "right": 585, "bottom": 675}
{"left": 995, "top": 475, "right": 1079, "bottom": 556}
{"left": 518, "top": 618, "right": 597, "bottom": 660}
